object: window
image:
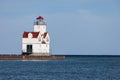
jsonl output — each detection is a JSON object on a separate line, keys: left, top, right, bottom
{"left": 28, "top": 33, "right": 32, "bottom": 39}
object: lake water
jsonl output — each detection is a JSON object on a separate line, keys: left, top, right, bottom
{"left": 0, "top": 56, "right": 120, "bottom": 80}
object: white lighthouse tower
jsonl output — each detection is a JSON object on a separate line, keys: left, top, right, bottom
{"left": 22, "top": 16, "right": 50, "bottom": 56}
{"left": 34, "top": 16, "right": 46, "bottom": 34}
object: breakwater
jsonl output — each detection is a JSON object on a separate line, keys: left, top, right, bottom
{"left": 0, "top": 55, "right": 65, "bottom": 60}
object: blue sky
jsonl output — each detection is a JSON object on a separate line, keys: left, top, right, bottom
{"left": 0, "top": 0, "right": 120, "bottom": 55}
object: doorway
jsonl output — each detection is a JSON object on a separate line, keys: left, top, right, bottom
{"left": 27, "top": 45, "right": 32, "bottom": 53}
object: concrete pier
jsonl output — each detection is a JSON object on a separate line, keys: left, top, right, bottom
{"left": 0, "top": 55, "right": 65, "bottom": 60}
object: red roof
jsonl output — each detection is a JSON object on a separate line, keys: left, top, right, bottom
{"left": 37, "top": 16, "right": 44, "bottom": 20}
{"left": 41, "top": 40, "right": 46, "bottom": 44}
{"left": 23, "top": 32, "right": 39, "bottom": 38}
{"left": 42, "top": 32, "right": 48, "bottom": 38}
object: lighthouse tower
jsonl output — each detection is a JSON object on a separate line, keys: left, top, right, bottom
{"left": 22, "top": 16, "right": 50, "bottom": 56}
{"left": 34, "top": 16, "right": 46, "bottom": 34}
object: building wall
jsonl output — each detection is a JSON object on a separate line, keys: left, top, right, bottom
{"left": 22, "top": 44, "right": 26, "bottom": 52}
{"left": 33, "top": 44, "right": 49, "bottom": 53}
{"left": 22, "top": 38, "right": 50, "bottom": 54}
{"left": 34, "top": 25, "right": 46, "bottom": 34}
{"left": 22, "top": 38, "right": 40, "bottom": 44}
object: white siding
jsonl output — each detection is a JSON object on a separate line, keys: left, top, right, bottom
{"left": 32, "top": 44, "right": 40, "bottom": 53}
{"left": 34, "top": 25, "right": 46, "bottom": 34}
{"left": 22, "top": 44, "right": 27, "bottom": 52}
{"left": 22, "top": 39, "right": 50, "bottom": 54}
{"left": 22, "top": 38, "right": 39, "bottom": 44}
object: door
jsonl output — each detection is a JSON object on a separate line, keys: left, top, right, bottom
{"left": 27, "top": 45, "right": 32, "bottom": 53}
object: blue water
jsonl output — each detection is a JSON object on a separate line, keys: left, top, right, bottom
{"left": 0, "top": 57, "right": 120, "bottom": 80}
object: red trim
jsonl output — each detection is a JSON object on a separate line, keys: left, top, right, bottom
{"left": 37, "top": 16, "right": 44, "bottom": 20}
{"left": 41, "top": 40, "right": 46, "bottom": 44}
{"left": 41, "top": 32, "right": 48, "bottom": 38}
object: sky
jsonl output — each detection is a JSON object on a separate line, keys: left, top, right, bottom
{"left": 0, "top": 0, "right": 120, "bottom": 55}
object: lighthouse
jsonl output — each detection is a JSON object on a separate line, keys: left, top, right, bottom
{"left": 22, "top": 16, "right": 50, "bottom": 56}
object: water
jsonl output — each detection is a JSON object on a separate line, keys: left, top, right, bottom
{"left": 0, "top": 56, "right": 120, "bottom": 80}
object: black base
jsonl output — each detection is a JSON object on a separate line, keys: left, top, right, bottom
{"left": 22, "top": 52, "right": 32, "bottom": 56}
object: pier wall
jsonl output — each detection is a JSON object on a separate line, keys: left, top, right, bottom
{"left": 0, "top": 55, "right": 65, "bottom": 60}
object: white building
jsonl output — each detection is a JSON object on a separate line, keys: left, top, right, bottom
{"left": 22, "top": 16, "right": 50, "bottom": 56}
